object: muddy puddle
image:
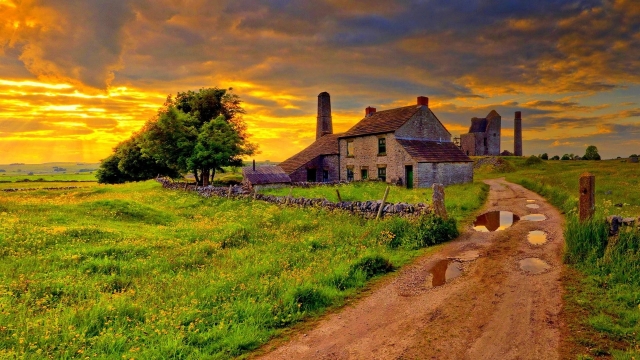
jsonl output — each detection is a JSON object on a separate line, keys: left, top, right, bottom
{"left": 527, "top": 230, "right": 547, "bottom": 245}
{"left": 473, "top": 211, "right": 519, "bottom": 232}
{"left": 519, "top": 258, "right": 551, "bottom": 274}
{"left": 526, "top": 204, "right": 540, "bottom": 209}
{"left": 522, "top": 214, "right": 547, "bottom": 221}
{"left": 428, "top": 260, "right": 462, "bottom": 287}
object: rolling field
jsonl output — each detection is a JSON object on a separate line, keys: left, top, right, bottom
{"left": 0, "top": 179, "right": 486, "bottom": 358}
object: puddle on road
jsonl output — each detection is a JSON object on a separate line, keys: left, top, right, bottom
{"left": 428, "top": 260, "right": 462, "bottom": 287}
{"left": 527, "top": 230, "right": 547, "bottom": 245}
{"left": 473, "top": 211, "right": 519, "bottom": 232}
{"left": 519, "top": 258, "right": 551, "bottom": 274}
{"left": 522, "top": 214, "right": 547, "bottom": 221}
{"left": 526, "top": 204, "right": 540, "bottom": 209}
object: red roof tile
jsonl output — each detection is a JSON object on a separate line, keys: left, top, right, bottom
{"left": 339, "top": 105, "right": 420, "bottom": 138}
{"left": 279, "top": 133, "right": 340, "bottom": 174}
{"left": 396, "top": 139, "right": 472, "bottom": 163}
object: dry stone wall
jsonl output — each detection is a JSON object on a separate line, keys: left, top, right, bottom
{"left": 157, "top": 178, "right": 432, "bottom": 219}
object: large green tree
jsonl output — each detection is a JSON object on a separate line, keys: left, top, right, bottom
{"left": 97, "top": 87, "right": 257, "bottom": 185}
{"left": 583, "top": 145, "right": 601, "bottom": 160}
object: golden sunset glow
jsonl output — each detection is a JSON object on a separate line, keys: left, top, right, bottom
{"left": 1, "top": 0, "right": 639, "bottom": 163}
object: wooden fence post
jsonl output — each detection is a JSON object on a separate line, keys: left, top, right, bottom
{"left": 336, "top": 189, "right": 342, "bottom": 202}
{"left": 227, "top": 185, "right": 232, "bottom": 198}
{"left": 579, "top": 172, "right": 595, "bottom": 222}
{"left": 376, "top": 186, "right": 390, "bottom": 220}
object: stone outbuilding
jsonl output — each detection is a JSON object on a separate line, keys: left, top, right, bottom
{"left": 242, "top": 164, "right": 291, "bottom": 191}
{"left": 460, "top": 110, "right": 501, "bottom": 156}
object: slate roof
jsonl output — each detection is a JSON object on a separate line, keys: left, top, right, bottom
{"left": 396, "top": 139, "right": 473, "bottom": 163}
{"left": 279, "top": 133, "right": 341, "bottom": 174}
{"left": 339, "top": 105, "right": 420, "bottom": 138}
{"left": 242, "top": 165, "right": 291, "bottom": 185}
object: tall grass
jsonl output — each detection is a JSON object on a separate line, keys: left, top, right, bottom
{"left": 0, "top": 180, "right": 465, "bottom": 358}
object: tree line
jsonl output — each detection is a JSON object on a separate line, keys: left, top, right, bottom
{"left": 96, "top": 87, "right": 257, "bottom": 185}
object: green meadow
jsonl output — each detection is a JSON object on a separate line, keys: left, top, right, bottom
{"left": 261, "top": 180, "right": 487, "bottom": 224}
{"left": 478, "top": 157, "right": 640, "bottom": 358}
{"left": 0, "top": 179, "right": 485, "bottom": 358}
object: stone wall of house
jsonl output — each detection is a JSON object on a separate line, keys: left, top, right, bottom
{"left": 416, "top": 162, "right": 473, "bottom": 187}
{"left": 340, "top": 133, "right": 417, "bottom": 185}
{"left": 394, "top": 107, "right": 451, "bottom": 141}
{"left": 288, "top": 154, "right": 340, "bottom": 183}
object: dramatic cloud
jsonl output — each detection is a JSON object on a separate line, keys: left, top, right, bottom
{"left": 0, "top": 0, "right": 639, "bottom": 163}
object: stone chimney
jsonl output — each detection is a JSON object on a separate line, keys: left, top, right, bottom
{"left": 417, "top": 96, "right": 429, "bottom": 107}
{"left": 514, "top": 111, "right": 523, "bottom": 156}
{"left": 365, "top": 106, "right": 376, "bottom": 117}
{"left": 316, "top": 92, "right": 333, "bottom": 140}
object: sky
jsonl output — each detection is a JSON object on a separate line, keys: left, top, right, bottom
{"left": 0, "top": 0, "right": 639, "bottom": 163}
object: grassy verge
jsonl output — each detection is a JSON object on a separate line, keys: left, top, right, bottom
{"left": 0, "top": 180, "right": 474, "bottom": 358}
{"left": 260, "top": 181, "right": 489, "bottom": 224}
{"left": 479, "top": 157, "right": 640, "bottom": 358}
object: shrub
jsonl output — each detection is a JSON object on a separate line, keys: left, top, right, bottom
{"left": 348, "top": 255, "right": 394, "bottom": 279}
{"left": 561, "top": 154, "right": 571, "bottom": 160}
{"left": 540, "top": 153, "right": 549, "bottom": 160}
{"left": 525, "top": 155, "right": 543, "bottom": 166}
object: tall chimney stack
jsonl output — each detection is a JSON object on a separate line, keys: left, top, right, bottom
{"left": 316, "top": 92, "right": 333, "bottom": 140}
{"left": 417, "top": 96, "right": 429, "bottom": 107}
{"left": 514, "top": 111, "right": 523, "bottom": 156}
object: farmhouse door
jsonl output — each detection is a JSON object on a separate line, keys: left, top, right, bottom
{"left": 307, "top": 168, "right": 317, "bottom": 182}
{"left": 405, "top": 165, "right": 414, "bottom": 189}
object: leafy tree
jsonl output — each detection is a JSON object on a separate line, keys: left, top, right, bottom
{"left": 187, "top": 116, "right": 255, "bottom": 185}
{"left": 551, "top": 155, "right": 560, "bottom": 160}
{"left": 561, "top": 154, "right": 571, "bottom": 160}
{"left": 630, "top": 154, "right": 638, "bottom": 158}
{"left": 583, "top": 145, "right": 601, "bottom": 160}
{"left": 98, "top": 87, "right": 257, "bottom": 185}
{"left": 540, "top": 153, "right": 548, "bottom": 160}
{"left": 96, "top": 135, "right": 180, "bottom": 184}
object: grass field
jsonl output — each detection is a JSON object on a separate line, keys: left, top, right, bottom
{"left": 0, "top": 179, "right": 486, "bottom": 358}
{"left": 261, "top": 181, "right": 488, "bottom": 224}
{"left": 478, "top": 157, "right": 640, "bottom": 358}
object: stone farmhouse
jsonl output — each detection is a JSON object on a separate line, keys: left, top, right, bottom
{"left": 276, "top": 92, "right": 472, "bottom": 188}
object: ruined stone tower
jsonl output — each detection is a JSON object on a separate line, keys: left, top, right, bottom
{"left": 514, "top": 111, "right": 522, "bottom": 156}
{"left": 316, "top": 92, "right": 333, "bottom": 139}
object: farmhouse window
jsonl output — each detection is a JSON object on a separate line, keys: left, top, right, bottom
{"left": 347, "top": 140, "right": 354, "bottom": 157}
{"left": 378, "top": 167, "right": 386, "bottom": 182}
{"left": 323, "top": 170, "right": 329, "bottom": 182}
{"left": 346, "top": 168, "right": 354, "bottom": 182}
{"left": 378, "top": 137, "right": 386, "bottom": 155}
{"left": 361, "top": 168, "right": 368, "bottom": 180}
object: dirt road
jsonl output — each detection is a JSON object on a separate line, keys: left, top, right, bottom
{"left": 257, "top": 179, "right": 565, "bottom": 360}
